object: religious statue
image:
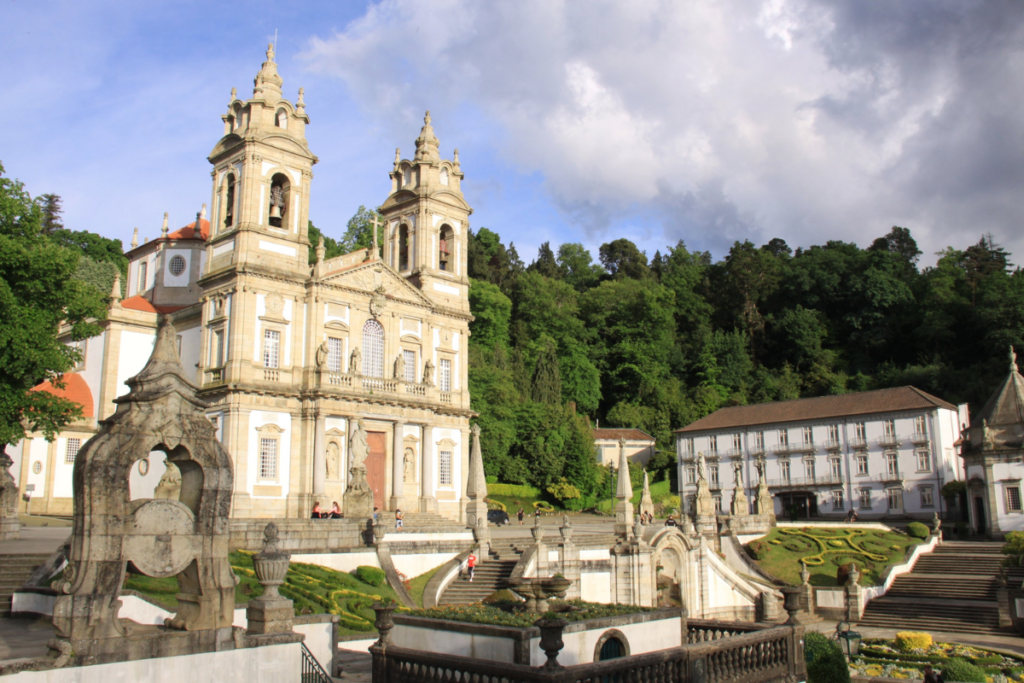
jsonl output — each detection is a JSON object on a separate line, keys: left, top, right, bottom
{"left": 733, "top": 461, "right": 744, "bottom": 487}
{"left": 326, "top": 442, "right": 339, "bottom": 480}
{"left": 154, "top": 461, "right": 182, "bottom": 500}
{"left": 982, "top": 418, "right": 995, "bottom": 450}
{"left": 696, "top": 451, "right": 707, "bottom": 482}
{"left": 315, "top": 340, "right": 329, "bottom": 370}
{"left": 404, "top": 447, "right": 416, "bottom": 483}
{"left": 350, "top": 419, "right": 369, "bottom": 470}
{"left": 350, "top": 346, "right": 362, "bottom": 375}
{"left": 423, "top": 359, "right": 435, "bottom": 386}
{"left": 755, "top": 458, "right": 766, "bottom": 484}
{"left": 394, "top": 353, "right": 405, "bottom": 380}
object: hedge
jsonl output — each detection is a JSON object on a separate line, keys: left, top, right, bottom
{"left": 356, "top": 566, "right": 386, "bottom": 587}
{"left": 906, "top": 522, "right": 930, "bottom": 540}
{"left": 805, "top": 631, "right": 850, "bottom": 683}
{"left": 487, "top": 483, "right": 542, "bottom": 498}
{"left": 895, "top": 631, "right": 932, "bottom": 652}
{"left": 942, "top": 658, "right": 987, "bottom": 683}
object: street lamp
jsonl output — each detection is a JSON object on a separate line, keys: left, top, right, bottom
{"left": 836, "top": 622, "right": 862, "bottom": 659}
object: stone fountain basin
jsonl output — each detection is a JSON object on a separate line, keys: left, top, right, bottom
{"left": 506, "top": 577, "right": 572, "bottom": 600}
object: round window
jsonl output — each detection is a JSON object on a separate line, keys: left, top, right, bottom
{"left": 32, "top": 461, "right": 42, "bottom": 474}
{"left": 138, "top": 458, "right": 150, "bottom": 476}
{"left": 169, "top": 255, "right": 186, "bottom": 276}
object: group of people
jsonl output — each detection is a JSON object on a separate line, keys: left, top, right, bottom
{"left": 638, "top": 511, "right": 656, "bottom": 525}
{"left": 310, "top": 501, "right": 343, "bottom": 519}
{"left": 514, "top": 507, "right": 543, "bottom": 525}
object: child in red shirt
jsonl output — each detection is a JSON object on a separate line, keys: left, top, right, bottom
{"left": 467, "top": 553, "right": 477, "bottom": 582}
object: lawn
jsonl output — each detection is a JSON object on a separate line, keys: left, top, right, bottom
{"left": 747, "top": 526, "right": 922, "bottom": 586}
{"left": 120, "top": 550, "right": 441, "bottom": 635}
{"left": 595, "top": 479, "right": 677, "bottom": 515}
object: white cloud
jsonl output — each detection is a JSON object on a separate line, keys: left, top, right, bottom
{"left": 301, "top": 0, "right": 1024, "bottom": 259}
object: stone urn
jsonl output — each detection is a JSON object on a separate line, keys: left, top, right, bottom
{"left": 535, "top": 617, "right": 568, "bottom": 670}
{"left": 372, "top": 601, "right": 396, "bottom": 645}
{"left": 507, "top": 576, "right": 572, "bottom": 613}
{"left": 531, "top": 517, "right": 545, "bottom": 542}
{"left": 252, "top": 522, "right": 290, "bottom": 599}
{"left": 372, "top": 523, "right": 388, "bottom": 544}
{"left": 780, "top": 586, "right": 806, "bottom": 625}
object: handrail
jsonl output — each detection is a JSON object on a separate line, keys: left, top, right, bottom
{"left": 301, "top": 641, "right": 333, "bottom": 683}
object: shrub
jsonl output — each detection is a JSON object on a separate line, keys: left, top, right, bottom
{"left": 748, "top": 540, "right": 771, "bottom": 560}
{"left": 563, "top": 494, "right": 596, "bottom": 512}
{"left": 485, "top": 498, "right": 507, "bottom": 511}
{"left": 895, "top": 631, "right": 932, "bottom": 652}
{"left": 487, "top": 483, "right": 541, "bottom": 498}
{"left": 355, "top": 566, "right": 386, "bottom": 587}
{"left": 485, "top": 475, "right": 498, "bottom": 484}
{"left": 663, "top": 495, "right": 680, "bottom": 510}
{"left": 943, "top": 658, "right": 987, "bottom": 683}
{"left": 906, "top": 522, "right": 930, "bottom": 539}
{"left": 547, "top": 478, "right": 581, "bottom": 502}
{"left": 805, "top": 631, "right": 851, "bottom": 683}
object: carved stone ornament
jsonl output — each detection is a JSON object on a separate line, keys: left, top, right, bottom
{"left": 369, "top": 284, "right": 388, "bottom": 318}
{"left": 264, "top": 292, "right": 286, "bottom": 321}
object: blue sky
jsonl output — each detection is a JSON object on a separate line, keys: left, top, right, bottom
{"left": 5, "top": 0, "right": 1024, "bottom": 266}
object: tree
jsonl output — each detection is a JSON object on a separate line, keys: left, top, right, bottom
{"left": 0, "top": 164, "right": 107, "bottom": 448}
{"left": 307, "top": 221, "right": 344, "bottom": 264}
{"left": 530, "top": 337, "right": 562, "bottom": 405}
{"left": 717, "top": 240, "right": 782, "bottom": 366}
{"left": 869, "top": 226, "right": 922, "bottom": 269}
{"left": 528, "top": 242, "right": 559, "bottom": 279}
{"left": 468, "top": 279, "right": 512, "bottom": 350}
{"left": 557, "top": 242, "right": 604, "bottom": 292}
{"left": 35, "top": 193, "right": 64, "bottom": 233}
{"left": 338, "top": 205, "right": 384, "bottom": 255}
{"left": 599, "top": 238, "right": 649, "bottom": 280}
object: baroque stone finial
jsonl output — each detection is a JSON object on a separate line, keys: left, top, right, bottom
{"left": 262, "top": 521, "right": 280, "bottom": 553}
{"left": 230, "top": 87, "right": 237, "bottom": 102}
{"left": 394, "top": 148, "right": 401, "bottom": 166}
{"left": 160, "top": 212, "right": 169, "bottom": 238}
{"left": 266, "top": 42, "right": 275, "bottom": 62}
{"left": 297, "top": 87, "right": 305, "bottom": 106}
{"left": 316, "top": 235, "right": 325, "bottom": 263}
{"left": 131, "top": 227, "right": 139, "bottom": 248}
{"left": 424, "top": 110, "right": 431, "bottom": 124}
{"left": 200, "top": 203, "right": 207, "bottom": 219}
{"left": 110, "top": 272, "right": 122, "bottom": 305}
{"left": 454, "top": 148, "right": 460, "bottom": 164}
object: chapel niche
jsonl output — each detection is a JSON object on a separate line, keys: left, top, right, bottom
{"left": 268, "top": 172, "right": 290, "bottom": 228}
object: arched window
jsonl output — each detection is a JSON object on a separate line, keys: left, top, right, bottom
{"left": 440, "top": 166, "right": 449, "bottom": 186}
{"left": 268, "top": 173, "right": 289, "bottom": 228}
{"left": 275, "top": 108, "right": 288, "bottom": 129}
{"left": 399, "top": 224, "right": 410, "bottom": 271}
{"left": 362, "top": 320, "right": 384, "bottom": 378}
{"left": 232, "top": 104, "right": 242, "bottom": 131}
{"left": 438, "top": 225, "right": 453, "bottom": 271}
{"left": 223, "top": 174, "right": 236, "bottom": 229}
{"left": 403, "top": 166, "right": 412, "bottom": 188}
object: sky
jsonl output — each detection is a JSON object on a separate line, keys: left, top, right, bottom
{"left": 4, "top": 0, "right": 1024, "bottom": 267}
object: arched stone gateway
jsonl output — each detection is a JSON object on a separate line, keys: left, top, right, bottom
{"left": 53, "top": 318, "right": 237, "bottom": 662}
{"left": 650, "top": 528, "right": 692, "bottom": 607}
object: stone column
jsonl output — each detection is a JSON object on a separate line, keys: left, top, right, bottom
{"left": 420, "top": 424, "right": 435, "bottom": 513}
{"left": 312, "top": 411, "right": 326, "bottom": 496}
{"left": 614, "top": 438, "right": 634, "bottom": 538}
{"left": 845, "top": 565, "right": 864, "bottom": 621}
{"left": 390, "top": 420, "right": 404, "bottom": 510}
{"left": 559, "top": 518, "right": 580, "bottom": 600}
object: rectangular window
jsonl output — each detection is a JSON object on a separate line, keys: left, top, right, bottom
{"left": 831, "top": 489, "right": 844, "bottom": 510}
{"left": 828, "top": 424, "right": 839, "bottom": 443}
{"left": 259, "top": 438, "right": 278, "bottom": 479}
{"left": 803, "top": 426, "right": 813, "bottom": 445}
{"left": 439, "top": 450, "right": 453, "bottom": 486}
{"left": 805, "top": 459, "right": 816, "bottom": 480}
{"left": 884, "top": 419, "right": 896, "bottom": 438}
{"left": 713, "top": 496, "right": 722, "bottom": 514}
{"left": 755, "top": 431, "right": 764, "bottom": 450}
{"left": 687, "top": 495, "right": 696, "bottom": 514}
{"left": 69, "top": 340, "right": 86, "bottom": 372}
{"left": 830, "top": 457, "right": 842, "bottom": 480}
{"left": 1007, "top": 486, "right": 1022, "bottom": 513}
{"left": 327, "top": 337, "right": 343, "bottom": 373}
{"left": 403, "top": 349, "right": 416, "bottom": 383}
{"left": 263, "top": 330, "right": 280, "bottom": 368}
{"left": 709, "top": 465, "right": 719, "bottom": 487}
{"left": 780, "top": 461, "right": 791, "bottom": 482}
{"left": 210, "top": 329, "right": 225, "bottom": 367}
{"left": 684, "top": 438, "right": 694, "bottom": 455}
{"left": 685, "top": 466, "right": 696, "bottom": 485}
{"left": 733, "top": 434, "right": 742, "bottom": 450}
{"left": 887, "top": 488, "right": 904, "bottom": 510}
{"left": 859, "top": 489, "right": 872, "bottom": 509}
{"left": 921, "top": 486, "right": 934, "bottom": 508}
{"left": 439, "top": 358, "right": 452, "bottom": 392}
{"left": 708, "top": 435, "right": 718, "bottom": 453}
{"left": 138, "top": 261, "right": 148, "bottom": 294}
{"left": 886, "top": 453, "right": 899, "bottom": 477}
{"left": 916, "top": 450, "right": 931, "bottom": 472}
{"left": 915, "top": 415, "right": 927, "bottom": 436}
{"left": 855, "top": 422, "right": 866, "bottom": 441}
{"left": 65, "top": 438, "right": 81, "bottom": 464}
{"left": 856, "top": 454, "right": 869, "bottom": 475}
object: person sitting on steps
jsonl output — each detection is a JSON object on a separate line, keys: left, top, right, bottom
{"left": 311, "top": 502, "right": 324, "bottom": 519}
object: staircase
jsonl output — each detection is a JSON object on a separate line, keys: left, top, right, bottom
{"left": 858, "top": 542, "right": 1014, "bottom": 635}
{"left": 0, "top": 553, "right": 52, "bottom": 618}
{"left": 374, "top": 511, "right": 466, "bottom": 531}
{"left": 438, "top": 541, "right": 524, "bottom": 606}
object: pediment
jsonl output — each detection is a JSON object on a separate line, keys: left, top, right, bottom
{"left": 320, "top": 260, "right": 434, "bottom": 310}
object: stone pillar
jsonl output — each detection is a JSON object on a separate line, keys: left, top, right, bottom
{"left": 845, "top": 564, "right": 864, "bottom": 621}
{"left": 247, "top": 523, "right": 296, "bottom": 638}
{"left": 761, "top": 591, "right": 783, "bottom": 622}
{"left": 420, "top": 424, "right": 435, "bottom": 513}
{"left": 312, "top": 411, "right": 326, "bottom": 496}
{"left": 639, "top": 470, "right": 655, "bottom": 520}
{"left": 559, "top": 516, "right": 581, "bottom": 599}
{"left": 532, "top": 516, "right": 547, "bottom": 576}
{"left": 390, "top": 420, "right": 404, "bottom": 510}
{"left": 614, "top": 438, "right": 634, "bottom": 538}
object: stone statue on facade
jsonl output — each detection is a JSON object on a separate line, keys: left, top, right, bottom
{"left": 0, "top": 449, "right": 19, "bottom": 541}
{"left": 733, "top": 461, "right": 744, "bottom": 487}
{"left": 153, "top": 461, "right": 182, "bottom": 500}
{"left": 696, "top": 451, "right": 707, "bottom": 482}
{"left": 315, "top": 340, "right": 329, "bottom": 370}
{"left": 404, "top": 447, "right": 415, "bottom": 483}
{"left": 423, "top": 359, "right": 435, "bottom": 386}
{"left": 350, "top": 419, "right": 369, "bottom": 470}
{"left": 394, "top": 353, "right": 405, "bottom": 380}
{"left": 326, "top": 442, "right": 339, "bottom": 480}
{"left": 694, "top": 451, "right": 714, "bottom": 518}
{"left": 345, "top": 419, "right": 373, "bottom": 518}
{"left": 730, "top": 461, "right": 750, "bottom": 516}
{"left": 350, "top": 346, "right": 362, "bottom": 375}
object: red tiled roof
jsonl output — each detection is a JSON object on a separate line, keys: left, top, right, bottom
{"left": 120, "top": 295, "right": 186, "bottom": 314}
{"left": 593, "top": 428, "right": 655, "bottom": 442}
{"left": 676, "top": 386, "right": 957, "bottom": 433}
{"left": 167, "top": 218, "right": 209, "bottom": 241}
{"left": 32, "top": 372, "right": 94, "bottom": 418}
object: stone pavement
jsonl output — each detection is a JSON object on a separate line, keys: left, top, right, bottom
{"left": 0, "top": 527, "right": 68, "bottom": 555}
{"left": 0, "top": 616, "right": 55, "bottom": 663}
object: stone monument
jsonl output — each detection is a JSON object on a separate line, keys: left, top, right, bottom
{"left": 730, "top": 461, "right": 749, "bottom": 516}
{"left": 345, "top": 418, "right": 374, "bottom": 518}
{"left": 639, "top": 469, "right": 655, "bottom": 520}
{"left": 465, "top": 424, "right": 490, "bottom": 556}
{"left": 694, "top": 452, "right": 715, "bottom": 516}
{"left": 51, "top": 318, "right": 237, "bottom": 664}
{"left": 0, "top": 449, "right": 19, "bottom": 541}
{"left": 755, "top": 457, "right": 775, "bottom": 521}
{"left": 613, "top": 438, "right": 634, "bottom": 538}
{"left": 246, "top": 522, "right": 297, "bottom": 641}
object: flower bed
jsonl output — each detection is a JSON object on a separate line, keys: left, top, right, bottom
{"left": 849, "top": 638, "right": 1024, "bottom": 681}
{"left": 407, "top": 599, "right": 655, "bottom": 628}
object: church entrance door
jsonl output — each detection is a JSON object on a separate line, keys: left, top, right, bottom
{"left": 366, "top": 432, "right": 387, "bottom": 510}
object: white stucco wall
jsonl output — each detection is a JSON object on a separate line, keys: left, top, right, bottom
{"left": 391, "top": 553, "right": 458, "bottom": 579}
{"left": 117, "top": 330, "right": 157, "bottom": 398}
{"left": 246, "top": 410, "right": 292, "bottom": 499}
{"left": 580, "top": 571, "right": 612, "bottom": 604}
{"left": 529, "top": 617, "right": 683, "bottom": 666}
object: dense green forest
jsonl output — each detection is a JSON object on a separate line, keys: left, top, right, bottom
{"left": 464, "top": 225, "right": 1024, "bottom": 504}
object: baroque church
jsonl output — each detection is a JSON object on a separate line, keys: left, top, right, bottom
{"left": 9, "top": 45, "right": 475, "bottom": 521}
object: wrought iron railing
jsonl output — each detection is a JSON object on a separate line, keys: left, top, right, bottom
{"left": 301, "top": 642, "right": 333, "bottom": 683}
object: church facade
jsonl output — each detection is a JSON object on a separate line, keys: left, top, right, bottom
{"left": 9, "top": 46, "right": 475, "bottom": 521}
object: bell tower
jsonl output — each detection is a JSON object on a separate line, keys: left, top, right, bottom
{"left": 379, "top": 112, "right": 471, "bottom": 313}
{"left": 205, "top": 44, "right": 317, "bottom": 273}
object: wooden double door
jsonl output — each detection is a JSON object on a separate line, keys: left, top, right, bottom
{"left": 365, "top": 431, "right": 387, "bottom": 510}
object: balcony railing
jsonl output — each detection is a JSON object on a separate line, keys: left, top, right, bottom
{"left": 316, "top": 370, "right": 454, "bottom": 405}
{"left": 772, "top": 442, "right": 815, "bottom": 455}
{"left": 877, "top": 434, "right": 901, "bottom": 448}
{"left": 871, "top": 471, "right": 903, "bottom": 484}
{"left": 725, "top": 448, "right": 743, "bottom": 459}
{"left": 768, "top": 474, "right": 844, "bottom": 488}
{"left": 849, "top": 437, "right": 868, "bottom": 449}
{"left": 749, "top": 446, "right": 766, "bottom": 457}
{"left": 263, "top": 369, "right": 280, "bottom": 382}
{"left": 911, "top": 431, "right": 930, "bottom": 445}
{"left": 822, "top": 439, "right": 842, "bottom": 451}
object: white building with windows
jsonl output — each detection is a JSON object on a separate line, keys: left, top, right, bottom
{"left": 674, "top": 387, "right": 968, "bottom": 521}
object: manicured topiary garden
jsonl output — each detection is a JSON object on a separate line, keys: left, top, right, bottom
{"left": 746, "top": 527, "right": 923, "bottom": 585}
{"left": 847, "top": 633, "right": 1024, "bottom": 682}
{"left": 407, "top": 599, "right": 656, "bottom": 628}
{"left": 120, "top": 550, "right": 442, "bottom": 635}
